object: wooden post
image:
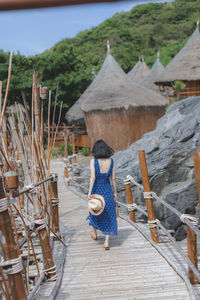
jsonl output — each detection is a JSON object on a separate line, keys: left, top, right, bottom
{"left": 138, "top": 150, "right": 159, "bottom": 243}
{"left": 72, "top": 133, "right": 76, "bottom": 163}
{"left": 124, "top": 178, "right": 136, "bottom": 222}
{"left": 193, "top": 152, "right": 200, "bottom": 208}
{"left": 64, "top": 167, "right": 69, "bottom": 186}
{"left": 35, "top": 216, "right": 57, "bottom": 280}
{"left": 50, "top": 174, "right": 59, "bottom": 235}
{"left": 187, "top": 226, "right": 198, "bottom": 284}
{"left": 64, "top": 128, "right": 68, "bottom": 159}
{"left": 0, "top": 177, "right": 27, "bottom": 300}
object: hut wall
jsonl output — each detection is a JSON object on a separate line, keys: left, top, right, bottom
{"left": 180, "top": 80, "right": 200, "bottom": 98}
{"left": 84, "top": 107, "right": 165, "bottom": 151}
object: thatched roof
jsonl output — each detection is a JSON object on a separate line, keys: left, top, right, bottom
{"left": 127, "top": 59, "right": 150, "bottom": 83}
{"left": 156, "top": 25, "right": 200, "bottom": 83}
{"left": 127, "top": 59, "right": 142, "bottom": 80}
{"left": 133, "top": 61, "right": 150, "bottom": 83}
{"left": 81, "top": 74, "right": 167, "bottom": 113}
{"left": 141, "top": 55, "right": 165, "bottom": 91}
{"left": 65, "top": 53, "right": 126, "bottom": 124}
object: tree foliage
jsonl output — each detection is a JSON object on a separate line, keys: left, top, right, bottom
{"left": 0, "top": 0, "right": 200, "bottom": 122}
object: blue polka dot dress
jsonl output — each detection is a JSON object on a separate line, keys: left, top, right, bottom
{"left": 87, "top": 158, "right": 118, "bottom": 235}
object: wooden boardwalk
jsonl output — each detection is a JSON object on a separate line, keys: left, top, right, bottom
{"left": 48, "top": 160, "right": 191, "bottom": 299}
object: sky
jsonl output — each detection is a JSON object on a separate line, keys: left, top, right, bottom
{"left": 0, "top": 0, "right": 173, "bottom": 56}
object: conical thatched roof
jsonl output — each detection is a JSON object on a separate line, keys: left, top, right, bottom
{"left": 127, "top": 59, "right": 142, "bottom": 80}
{"left": 133, "top": 61, "right": 150, "bottom": 83}
{"left": 81, "top": 73, "right": 167, "bottom": 113}
{"left": 156, "top": 25, "right": 200, "bottom": 83}
{"left": 141, "top": 55, "right": 165, "bottom": 91}
{"left": 65, "top": 53, "right": 126, "bottom": 124}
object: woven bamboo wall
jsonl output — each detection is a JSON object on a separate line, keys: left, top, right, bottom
{"left": 84, "top": 106, "right": 165, "bottom": 151}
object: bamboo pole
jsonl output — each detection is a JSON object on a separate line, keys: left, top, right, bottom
{"left": 124, "top": 178, "right": 136, "bottom": 222}
{"left": 187, "top": 226, "right": 198, "bottom": 284}
{"left": 138, "top": 150, "right": 159, "bottom": 243}
{"left": 35, "top": 216, "right": 57, "bottom": 280}
{"left": 49, "top": 174, "right": 59, "bottom": 235}
{"left": 0, "top": 177, "right": 27, "bottom": 300}
{"left": 0, "top": 0, "right": 121, "bottom": 11}
{"left": 0, "top": 52, "right": 13, "bottom": 132}
{"left": 0, "top": 81, "right": 2, "bottom": 115}
{"left": 2, "top": 118, "right": 9, "bottom": 172}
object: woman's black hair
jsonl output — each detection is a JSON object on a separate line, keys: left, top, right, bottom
{"left": 92, "top": 140, "right": 114, "bottom": 158}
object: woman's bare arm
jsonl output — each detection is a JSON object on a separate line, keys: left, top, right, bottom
{"left": 88, "top": 159, "right": 95, "bottom": 199}
{"left": 112, "top": 162, "right": 117, "bottom": 201}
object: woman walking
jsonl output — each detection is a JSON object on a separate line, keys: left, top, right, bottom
{"left": 87, "top": 140, "right": 118, "bottom": 250}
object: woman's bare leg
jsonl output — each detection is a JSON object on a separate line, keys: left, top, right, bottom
{"left": 104, "top": 235, "right": 110, "bottom": 248}
{"left": 90, "top": 227, "right": 97, "bottom": 240}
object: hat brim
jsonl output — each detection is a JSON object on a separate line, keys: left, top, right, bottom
{"left": 88, "top": 194, "right": 105, "bottom": 216}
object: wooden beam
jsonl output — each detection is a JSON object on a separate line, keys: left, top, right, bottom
{"left": 0, "top": 0, "right": 122, "bottom": 11}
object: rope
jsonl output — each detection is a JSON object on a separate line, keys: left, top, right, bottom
{"left": 51, "top": 174, "right": 58, "bottom": 182}
{"left": 1, "top": 257, "right": 23, "bottom": 275}
{"left": 180, "top": 214, "right": 198, "bottom": 226}
{"left": 0, "top": 197, "right": 9, "bottom": 212}
{"left": 34, "top": 218, "right": 47, "bottom": 232}
{"left": 126, "top": 175, "right": 144, "bottom": 190}
{"left": 51, "top": 198, "right": 59, "bottom": 207}
{"left": 143, "top": 192, "right": 153, "bottom": 199}
{"left": 117, "top": 200, "right": 147, "bottom": 216}
{"left": 148, "top": 219, "right": 158, "bottom": 228}
{"left": 43, "top": 265, "right": 57, "bottom": 281}
{"left": 127, "top": 203, "right": 137, "bottom": 212}
{"left": 23, "top": 183, "right": 36, "bottom": 194}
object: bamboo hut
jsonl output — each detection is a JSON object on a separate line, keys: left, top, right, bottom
{"left": 141, "top": 52, "right": 165, "bottom": 92}
{"left": 155, "top": 23, "right": 200, "bottom": 99}
{"left": 127, "top": 57, "right": 150, "bottom": 83}
{"left": 81, "top": 74, "right": 167, "bottom": 151}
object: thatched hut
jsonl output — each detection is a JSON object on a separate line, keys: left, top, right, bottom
{"left": 127, "top": 58, "right": 150, "bottom": 83}
{"left": 141, "top": 53, "right": 165, "bottom": 92}
{"left": 155, "top": 23, "right": 200, "bottom": 98}
{"left": 81, "top": 75, "right": 167, "bottom": 151}
{"left": 65, "top": 44, "right": 126, "bottom": 125}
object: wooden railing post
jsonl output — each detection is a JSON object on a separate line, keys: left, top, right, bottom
{"left": 0, "top": 177, "right": 27, "bottom": 300}
{"left": 50, "top": 174, "right": 59, "bottom": 235}
{"left": 64, "top": 166, "right": 70, "bottom": 186}
{"left": 138, "top": 150, "right": 159, "bottom": 243}
{"left": 64, "top": 127, "right": 68, "bottom": 159}
{"left": 124, "top": 178, "right": 136, "bottom": 222}
{"left": 187, "top": 226, "right": 198, "bottom": 284}
{"left": 72, "top": 133, "right": 76, "bottom": 163}
{"left": 193, "top": 152, "right": 200, "bottom": 208}
{"left": 35, "top": 216, "right": 57, "bottom": 280}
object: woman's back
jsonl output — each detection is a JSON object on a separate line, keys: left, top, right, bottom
{"left": 97, "top": 158, "right": 112, "bottom": 174}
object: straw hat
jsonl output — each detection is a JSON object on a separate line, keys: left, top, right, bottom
{"left": 88, "top": 194, "right": 105, "bottom": 216}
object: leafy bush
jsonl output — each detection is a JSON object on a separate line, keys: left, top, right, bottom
{"left": 81, "top": 147, "right": 90, "bottom": 156}
{"left": 67, "top": 143, "right": 73, "bottom": 155}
